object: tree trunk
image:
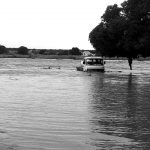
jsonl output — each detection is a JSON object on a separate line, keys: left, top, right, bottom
{"left": 128, "top": 57, "right": 133, "bottom": 70}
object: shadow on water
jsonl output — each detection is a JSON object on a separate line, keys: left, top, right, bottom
{"left": 88, "top": 73, "right": 150, "bottom": 149}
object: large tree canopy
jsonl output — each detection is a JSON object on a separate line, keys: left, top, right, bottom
{"left": 89, "top": 0, "right": 150, "bottom": 58}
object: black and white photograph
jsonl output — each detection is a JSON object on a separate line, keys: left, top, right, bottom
{"left": 0, "top": 0, "right": 150, "bottom": 149}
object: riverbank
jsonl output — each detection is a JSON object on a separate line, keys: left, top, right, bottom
{"left": 0, "top": 54, "right": 84, "bottom": 59}
{"left": 0, "top": 54, "right": 150, "bottom": 61}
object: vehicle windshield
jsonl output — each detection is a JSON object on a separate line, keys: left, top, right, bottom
{"left": 86, "top": 59, "right": 103, "bottom": 65}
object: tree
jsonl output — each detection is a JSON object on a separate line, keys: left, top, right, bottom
{"left": 89, "top": 0, "right": 150, "bottom": 70}
{"left": 89, "top": 4, "right": 127, "bottom": 57}
{"left": 17, "top": 46, "right": 29, "bottom": 55}
{"left": 121, "top": 0, "right": 150, "bottom": 57}
{"left": 70, "top": 47, "right": 81, "bottom": 55}
{"left": 0, "top": 45, "right": 8, "bottom": 54}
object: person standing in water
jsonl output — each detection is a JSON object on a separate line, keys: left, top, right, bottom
{"left": 128, "top": 57, "right": 132, "bottom": 70}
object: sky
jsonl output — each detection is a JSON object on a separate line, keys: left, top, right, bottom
{"left": 0, "top": 0, "right": 124, "bottom": 50}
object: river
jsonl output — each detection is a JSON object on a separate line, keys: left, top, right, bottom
{"left": 0, "top": 58, "right": 150, "bottom": 150}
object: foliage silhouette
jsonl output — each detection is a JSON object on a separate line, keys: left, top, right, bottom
{"left": 17, "top": 46, "right": 29, "bottom": 55}
{"left": 89, "top": 0, "right": 150, "bottom": 69}
{"left": 70, "top": 47, "right": 81, "bottom": 55}
{"left": 0, "top": 45, "right": 8, "bottom": 54}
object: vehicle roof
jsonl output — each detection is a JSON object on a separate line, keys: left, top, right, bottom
{"left": 84, "top": 56, "right": 103, "bottom": 59}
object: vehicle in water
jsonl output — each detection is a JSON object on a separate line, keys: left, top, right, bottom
{"left": 76, "top": 56, "right": 105, "bottom": 72}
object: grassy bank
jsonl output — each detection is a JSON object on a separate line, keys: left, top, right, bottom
{"left": 0, "top": 54, "right": 150, "bottom": 61}
{"left": 0, "top": 54, "right": 84, "bottom": 59}
{"left": 36, "top": 54, "right": 83, "bottom": 59}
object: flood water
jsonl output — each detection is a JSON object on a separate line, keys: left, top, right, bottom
{"left": 0, "top": 58, "right": 150, "bottom": 150}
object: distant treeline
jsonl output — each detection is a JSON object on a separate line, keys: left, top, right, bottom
{"left": 0, "top": 45, "right": 94, "bottom": 56}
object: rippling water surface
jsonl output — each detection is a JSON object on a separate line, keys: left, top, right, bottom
{"left": 0, "top": 58, "right": 150, "bottom": 150}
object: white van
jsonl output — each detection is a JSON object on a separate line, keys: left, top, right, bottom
{"left": 77, "top": 56, "right": 105, "bottom": 72}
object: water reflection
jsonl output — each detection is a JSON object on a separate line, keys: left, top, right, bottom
{"left": 89, "top": 73, "right": 150, "bottom": 149}
{"left": 125, "top": 73, "right": 138, "bottom": 140}
{"left": 126, "top": 74, "right": 150, "bottom": 149}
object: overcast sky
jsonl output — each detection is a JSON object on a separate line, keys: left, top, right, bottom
{"left": 0, "top": 0, "right": 124, "bottom": 50}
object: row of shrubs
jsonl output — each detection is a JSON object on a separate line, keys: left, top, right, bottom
{"left": 0, "top": 45, "right": 83, "bottom": 55}
{"left": 0, "top": 45, "right": 29, "bottom": 55}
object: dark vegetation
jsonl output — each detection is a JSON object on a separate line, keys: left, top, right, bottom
{"left": 0, "top": 45, "right": 90, "bottom": 58}
{"left": 18, "top": 46, "right": 29, "bottom": 55}
{"left": 89, "top": 0, "right": 150, "bottom": 69}
{"left": 0, "top": 45, "right": 8, "bottom": 54}
{"left": 39, "top": 47, "right": 81, "bottom": 55}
